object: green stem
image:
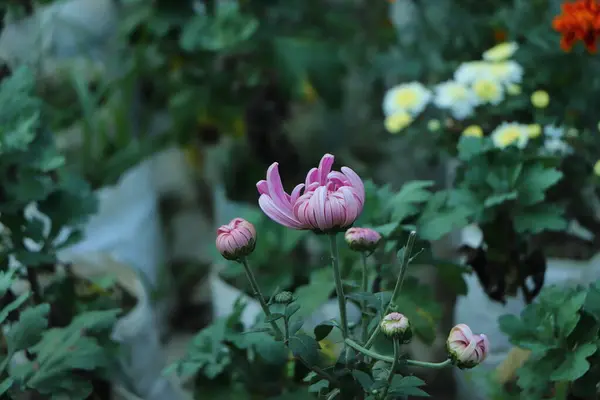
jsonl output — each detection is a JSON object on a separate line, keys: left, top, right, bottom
{"left": 344, "top": 338, "right": 451, "bottom": 369}
{"left": 554, "top": 381, "right": 569, "bottom": 400}
{"left": 365, "top": 231, "right": 416, "bottom": 349}
{"left": 380, "top": 339, "right": 400, "bottom": 400}
{"left": 241, "top": 257, "right": 283, "bottom": 341}
{"left": 360, "top": 252, "right": 369, "bottom": 343}
{"left": 329, "top": 233, "right": 348, "bottom": 338}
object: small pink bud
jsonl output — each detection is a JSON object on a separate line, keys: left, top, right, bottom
{"left": 216, "top": 218, "right": 257, "bottom": 260}
{"left": 446, "top": 324, "right": 489, "bottom": 369}
{"left": 344, "top": 227, "right": 382, "bottom": 252}
{"left": 380, "top": 312, "right": 412, "bottom": 341}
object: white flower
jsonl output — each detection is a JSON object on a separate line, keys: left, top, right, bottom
{"left": 544, "top": 125, "right": 565, "bottom": 139}
{"left": 491, "top": 122, "right": 529, "bottom": 149}
{"left": 454, "top": 60, "right": 523, "bottom": 87}
{"left": 544, "top": 138, "right": 572, "bottom": 155}
{"left": 472, "top": 78, "right": 505, "bottom": 105}
{"left": 486, "top": 61, "right": 523, "bottom": 86}
{"left": 383, "top": 82, "right": 432, "bottom": 117}
{"left": 433, "top": 81, "right": 480, "bottom": 120}
{"left": 454, "top": 61, "right": 489, "bottom": 84}
{"left": 482, "top": 42, "right": 519, "bottom": 62}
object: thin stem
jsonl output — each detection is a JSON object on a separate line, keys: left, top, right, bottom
{"left": 360, "top": 252, "right": 369, "bottom": 343}
{"left": 329, "top": 233, "right": 348, "bottom": 338}
{"left": 344, "top": 338, "right": 451, "bottom": 369}
{"left": 365, "top": 231, "right": 417, "bottom": 349}
{"left": 284, "top": 306, "right": 290, "bottom": 345}
{"left": 380, "top": 339, "right": 400, "bottom": 399}
{"left": 240, "top": 257, "right": 283, "bottom": 341}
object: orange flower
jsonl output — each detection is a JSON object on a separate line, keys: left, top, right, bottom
{"left": 552, "top": 0, "right": 600, "bottom": 53}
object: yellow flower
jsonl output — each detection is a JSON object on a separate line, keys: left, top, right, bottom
{"left": 383, "top": 82, "right": 432, "bottom": 116}
{"left": 473, "top": 79, "right": 504, "bottom": 105}
{"left": 385, "top": 111, "right": 413, "bottom": 134}
{"left": 491, "top": 122, "right": 528, "bottom": 148}
{"left": 594, "top": 160, "right": 600, "bottom": 177}
{"left": 531, "top": 90, "right": 550, "bottom": 109}
{"left": 507, "top": 84, "right": 522, "bottom": 96}
{"left": 482, "top": 42, "right": 519, "bottom": 61}
{"left": 527, "top": 124, "right": 542, "bottom": 138}
{"left": 427, "top": 119, "right": 441, "bottom": 131}
{"left": 462, "top": 125, "right": 484, "bottom": 138}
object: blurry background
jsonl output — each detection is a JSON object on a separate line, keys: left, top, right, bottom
{"left": 2, "top": 0, "right": 599, "bottom": 398}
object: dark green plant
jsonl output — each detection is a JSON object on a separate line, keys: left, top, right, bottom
{"left": 0, "top": 67, "right": 121, "bottom": 399}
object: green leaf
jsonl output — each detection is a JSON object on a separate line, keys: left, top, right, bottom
{"left": 0, "top": 269, "right": 17, "bottom": 296}
{"left": 293, "top": 268, "right": 333, "bottom": 318}
{"left": 6, "top": 303, "right": 50, "bottom": 354}
{"left": 265, "top": 313, "right": 285, "bottom": 323}
{"left": 584, "top": 280, "right": 600, "bottom": 321}
{"left": 513, "top": 204, "right": 567, "bottom": 234}
{"left": 0, "top": 377, "right": 13, "bottom": 396}
{"left": 352, "top": 370, "right": 373, "bottom": 391}
{"left": 314, "top": 321, "right": 336, "bottom": 341}
{"left": 483, "top": 191, "right": 517, "bottom": 208}
{"left": 457, "top": 136, "right": 489, "bottom": 161}
{"left": 0, "top": 292, "right": 29, "bottom": 325}
{"left": 285, "top": 304, "right": 301, "bottom": 319}
{"left": 389, "top": 375, "right": 430, "bottom": 397}
{"left": 550, "top": 343, "right": 597, "bottom": 381}
{"left": 288, "top": 333, "right": 320, "bottom": 366}
{"left": 387, "top": 181, "right": 434, "bottom": 222}
{"left": 516, "top": 164, "right": 563, "bottom": 206}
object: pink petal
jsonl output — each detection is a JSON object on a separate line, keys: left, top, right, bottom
{"left": 257, "top": 180, "right": 269, "bottom": 195}
{"left": 305, "top": 168, "right": 319, "bottom": 187}
{"left": 339, "top": 187, "right": 359, "bottom": 227}
{"left": 258, "top": 194, "right": 303, "bottom": 229}
{"left": 266, "top": 163, "right": 292, "bottom": 212}
{"left": 290, "top": 183, "right": 305, "bottom": 204}
{"left": 341, "top": 167, "right": 365, "bottom": 203}
{"left": 318, "top": 154, "right": 335, "bottom": 185}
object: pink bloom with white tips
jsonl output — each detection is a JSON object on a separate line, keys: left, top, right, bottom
{"left": 446, "top": 323, "right": 489, "bottom": 369}
{"left": 216, "top": 218, "right": 257, "bottom": 260}
{"left": 256, "top": 154, "right": 365, "bottom": 232}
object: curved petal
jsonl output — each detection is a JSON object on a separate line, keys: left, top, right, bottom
{"left": 290, "top": 183, "right": 305, "bottom": 204}
{"left": 318, "top": 154, "right": 335, "bottom": 185}
{"left": 305, "top": 168, "right": 319, "bottom": 187}
{"left": 256, "top": 180, "right": 269, "bottom": 195}
{"left": 266, "top": 163, "right": 292, "bottom": 212}
{"left": 339, "top": 187, "right": 359, "bottom": 227}
{"left": 258, "top": 194, "right": 303, "bottom": 229}
{"left": 341, "top": 166, "right": 365, "bottom": 203}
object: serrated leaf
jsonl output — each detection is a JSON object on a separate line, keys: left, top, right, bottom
{"left": 484, "top": 191, "right": 517, "bottom": 208}
{"left": 516, "top": 164, "right": 563, "bottom": 206}
{"left": 550, "top": 343, "right": 597, "bottom": 381}
{"left": 0, "top": 292, "right": 29, "bottom": 325}
{"left": 6, "top": 303, "right": 50, "bottom": 354}
{"left": 389, "top": 375, "right": 430, "bottom": 397}
{"left": 457, "top": 136, "right": 489, "bottom": 161}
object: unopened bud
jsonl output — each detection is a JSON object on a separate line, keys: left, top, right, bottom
{"left": 216, "top": 218, "right": 257, "bottom": 260}
{"left": 446, "top": 324, "right": 489, "bottom": 369}
{"left": 380, "top": 312, "right": 412, "bottom": 342}
{"left": 274, "top": 291, "right": 294, "bottom": 304}
{"left": 345, "top": 227, "right": 382, "bottom": 253}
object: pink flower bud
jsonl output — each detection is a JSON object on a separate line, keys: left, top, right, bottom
{"left": 216, "top": 218, "right": 257, "bottom": 260}
{"left": 345, "top": 227, "right": 382, "bottom": 252}
{"left": 446, "top": 324, "right": 489, "bottom": 369}
{"left": 380, "top": 312, "right": 412, "bottom": 341}
{"left": 256, "top": 154, "right": 365, "bottom": 232}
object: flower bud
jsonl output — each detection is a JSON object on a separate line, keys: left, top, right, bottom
{"left": 345, "top": 227, "right": 382, "bottom": 253}
{"left": 446, "top": 324, "right": 489, "bottom": 369}
{"left": 380, "top": 312, "right": 412, "bottom": 342}
{"left": 216, "top": 218, "right": 257, "bottom": 260}
{"left": 274, "top": 291, "right": 294, "bottom": 304}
